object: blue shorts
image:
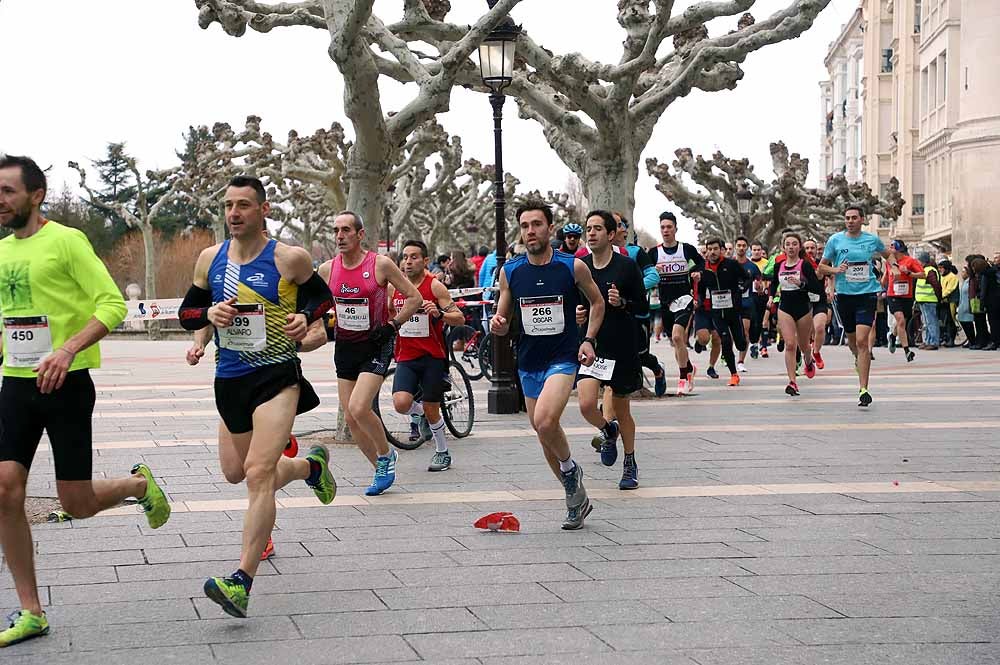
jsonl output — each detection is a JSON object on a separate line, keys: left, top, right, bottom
{"left": 518, "top": 361, "right": 579, "bottom": 400}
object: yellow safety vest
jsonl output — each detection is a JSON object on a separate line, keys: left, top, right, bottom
{"left": 915, "top": 265, "right": 939, "bottom": 303}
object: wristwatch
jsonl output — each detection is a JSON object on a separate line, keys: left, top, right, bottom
{"left": 583, "top": 336, "right": 597, "bottom": 346}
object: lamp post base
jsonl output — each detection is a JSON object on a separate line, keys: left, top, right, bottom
{"left": 488, "top": 383, "right": 521, "bottom": 414}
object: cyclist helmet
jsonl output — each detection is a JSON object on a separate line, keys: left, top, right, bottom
{"left": 562, "top": 223, "right": 583, "bottom": 237}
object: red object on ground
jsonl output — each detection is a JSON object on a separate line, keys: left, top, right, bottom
{"left": 284, "top": 435, "right": 299, "bottom": 458}
{"left": 474, "top": 512, "right": 520, "bottom": 532}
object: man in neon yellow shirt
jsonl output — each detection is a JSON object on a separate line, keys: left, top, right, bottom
{"left": 0, "top": 155, "right": 172, "bottom": 649}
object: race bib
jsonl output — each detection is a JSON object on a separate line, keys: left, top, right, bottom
{"left": 669, "top": 294, "right": 693, "bottom": 313}
{"left": 2, "top": 316, "right": 53, "bottom": 368}
{"left": 742, "top": 286, "right": 751, "bottom": 299}
{"left": 710, "top": 290, "right": 733, "bottom": 309}
{"left": 894, "top": 281, "right": 910, "bottom": 296}
{"left": 399, "top": 312, "right": 429, "bottom": 338}
{"left": 648, "top": 288, "right": 660, "bottom": 307}
{"left": 808, "top": 292, "right": 821, "bottom": 303}
{"left": 218, "top": 304, "right": 267, "bottom": 352}
{"left": 336, "top": 297, "right": 370, "bottom": 331}
{"left": 846, "top": 261, "right": 870, "bottom": 283}
{"left": 779, "top": 271, "right": 802, "bottom": 291}
{"left": 520, "top": 295, "right": 564, "bottom": 336}
{"left": 577, "top": 356, "right": 615, "bottom": 380}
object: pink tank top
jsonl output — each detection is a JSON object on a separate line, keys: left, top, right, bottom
{"left": 329, "top": 251, "right": 388, "bottom": 343}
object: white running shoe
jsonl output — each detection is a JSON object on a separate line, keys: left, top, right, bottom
{"left": 737, "top": 362, "right": 748, "bottom": 373}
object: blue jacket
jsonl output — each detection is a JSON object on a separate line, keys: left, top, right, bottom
{"left": 478, "top": 251, "right": 499, "bottom": 300}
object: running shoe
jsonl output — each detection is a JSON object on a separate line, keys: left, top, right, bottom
{"left": 284, "top": 435, "right": 298, "bottom": 458}
{"left": 428, "top": 450, "right": 451, "bottom": 472}
{"left": 785, "top": 381, "right": 800, "bottom": 396}
{"left": 260, "top": 537, "right": 275, "bottom": 561}
{"left": 737, "top": 362, "right": 748, "bottom": 373}
{"left": 418, "top": 414, "right": 432, "bottom": 441}
{"left": 728, "top": 373, "right": 740, "bottom": 387}
{"left": 777, "top": 338, "right": 785, "bottom": 353}
{"left": 905, "top": 349, "right": 916, "bottom": 363}
{"left": 888, "top": 334, "right": 897, "bottom": 354}
{"left": 408, "top": 421, "right": 421, "bottom": 442}
{"left": 0, "top": 610, "right": 48, "bottom": 648}
{"left": 694, "top": 341, "right": 706, "bottom": 354}
{"left": 804, "top": 361, "right": 816, "bottom": 379}
{"left": 653, "top": 364, "right": 667, "bottom": 397}
{"left": 619, "top": 455, "right": 638, "bottom": 490}
{"left": 305, "top": 445, "right": 337, "bottom": 504}
{"left": 760, "top": 346, "right": 770, "bottom": 358}
{"left": 599, "top": 420, "right": 619, "bottom": 467}
{"left": 706, "top": 366, "right": 719, "bottom": 380}
{"left": 813, "top": 351, "right": 825, "bottom": 370}
{"left": 676, "top": 378, "right": 689, "bottom": 396}
{"left": 131, "top": 463, "right": 171, "bottom": 529}
{"left": 560, "top": 463, "right": 592, "bottom": 530}
{"left": 858, "top": 389, "right": 873, "bottom": 408}
{"left": 203, "top": 576, "right": 249, "bottom": 618}
{"left": 750, "top": 344, "right": 759, "bottom": 359}
{"left": 365, "top": 449, "right": 398, "bottom": 496}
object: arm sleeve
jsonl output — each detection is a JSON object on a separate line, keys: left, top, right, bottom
{"left": 802, "top": 261, "right": 823, "bottom": 295}
{"left": 769, "top": 269, "right": 780, "bottom": 297}
{"left": 179, "top": 285, "right": 212, "bottom": 331}
{"left": 297, "top": 271, "right": 334, "bottom": 324}
{"left": 66, "top": 229, "right": 127, "bottom": 331}
{"left": 627, "top": 262, "right": 649, "bottom": 318}
{"left": 686, "top": 244, "right": 706, "bottom": 272}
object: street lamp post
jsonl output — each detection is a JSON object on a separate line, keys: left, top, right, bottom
{"left": 478, "top": 11, "right": 520, "bottom": 414}
{"left": 735, "top": 183, "right": 753, "bottom": 238}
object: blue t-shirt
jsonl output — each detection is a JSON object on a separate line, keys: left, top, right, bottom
{"left": 822, "top": 231, "right": 885, "bottom": 295}
{"left": 737, "top": 258, "right": 761, "bottom": 308}
{"left": 503, "top": 251, "right": 581, "bottom": 372}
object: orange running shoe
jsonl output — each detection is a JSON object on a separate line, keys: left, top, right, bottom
{"left": 813, "top": 352, "right": 825, "bottom": 370}
{"left": 260, "top": 537, "right": 275, "bottom": 561}
{"left": 760, "top": 347, "right": 770, "bottom": 358}
{"left": 728, "top": 374, "right": 740, "bottom": 387}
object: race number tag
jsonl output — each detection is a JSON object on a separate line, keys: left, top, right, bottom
{"left": 808, "top": 292, "right": 821, "bottom": 303}
{"left": 669, "top": 294, "right": 693, "bottom": 313}
{"left": 894, "top": 281, "right": 910, "bottom": 296}
{"left": 2, "top": 316, "right": 53, "bottom": 368}
{"left": 519, "top": 295, "right": 564, "bottom": 336}
{"left": 846, "top": 261, "right": 870, "bottom": 283}
{"left": 577, "top": 356, "right": 615, "bottom": 380}
{"left": 648, "top": 288, "right": 660, "bottom": 307}
{"left": 399, "top": 313, "right": 429, "bottom": 338}
{"left": 778, "top": 271, "right": 802, "bottom": 291}
{"left": 710, "top": 290, "right": 734, "bottom": 309}
{"left": 218, "top": 304, "right": 266, "bottom": 352}
{"left": 336, "top": 297, "right": 370, "bottom": 331}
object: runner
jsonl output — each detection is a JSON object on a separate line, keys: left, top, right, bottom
{"left": 558, "top": 223, "right": 583, "bottom": 255}
{"left": 768, "top": 233, "right": 823, "bottom": 396}
{"left": 0, "top": 155, "right": 171, "bottom": 647}
{"left": 884, "top": 239, "right": 921, "bottom": 362}
{"left": 646, "top": 212, "right": 704, "bottom": 395}
{"left": 318, "top": 212, "right": 422, "bottom": 495}
{"left": 693, "top": 238, "right": 751, "bottom": 387}
{"left": 490, "top": 202, "right": 605, "bottom": 529}
{"left": 575, "top": 211, "right": 647, "bottom": 489}
{"left": 178, "top": 176, "right": 337, "bottom": 618}
{"left": 733, "top": 236, "right": 762, "bottom": 373}
{"left": 803, "top": 239, "right": 832, "bottom": 369}
{"left": 389, "top": 240, "right": 465, "bottom": 472}
{"left": 819, "top": 205, "right": 887, "bottom": 407}
{"left": 750, "top": 241, "right": 770, "bottom": 358}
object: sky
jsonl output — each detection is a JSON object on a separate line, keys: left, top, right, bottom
{"left": 0, "top": 0, "right": 858, "bottom": 245}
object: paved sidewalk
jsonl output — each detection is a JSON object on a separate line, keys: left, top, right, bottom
{"left": 4, "top": 340, "right": 1000, "bottom": 664}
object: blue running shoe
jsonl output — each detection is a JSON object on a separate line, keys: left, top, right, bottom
{"left": 599, "top": 420, "right": 619, "bottom": 467}
{"left": 706, "top": 366, "right": 719, "bottom": 379}
{"left": 365, "top": 449, "right": 397, "bottom": 496}
{"left": 653, "top": 364, "right": 667, "bottom": 397}
{"left": 619, "top": 454, "right": 638, "bottom": 490}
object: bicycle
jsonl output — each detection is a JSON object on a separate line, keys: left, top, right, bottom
{"left": 446, "top": 299, "right": 493, "bottom": 381}
{"left": 372, "top": 359, "right": 475, "bottom": 451}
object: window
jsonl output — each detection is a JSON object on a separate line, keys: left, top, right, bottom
{"left": 920, "top": 67, "right": 929, "bottom": 116}
{"left": 914, "top": 0, "right": 922, "bottom": 33}
{"left": 939, "top": 52, "right": 947, "bottom": 105}
{"left": 881, "top": 49, "right": 894, "bottom": 73}
{"left": 912, "top": 194, "right": 925, "bottom": 215}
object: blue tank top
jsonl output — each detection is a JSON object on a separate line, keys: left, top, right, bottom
{"left": 209, "top": 240, "right": 298, "bottom": 378}
{"left": 503, "top": 250, "right": 580, "bottom": 372}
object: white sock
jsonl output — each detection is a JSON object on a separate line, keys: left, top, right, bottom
{"left": 558, "top": 457, "right": 575, "bottom": 473}
{"left": 429, "top": 418, "right": 447, "bottom": 453}
{"left": 406, "top": 402, "right": 424, "bottom": 417}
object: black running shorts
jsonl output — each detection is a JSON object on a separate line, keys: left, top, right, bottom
{"left": 334, "top": 338, "right": 394, "bottom": 381}
{"left": 214, "top": 361, "right": 319, "bottom": 434}
{"left": 577, "top": 356, "right": 642, "bottom": 397}
{"left": 887, "top": 296, "right": 915, "bottom": 321}
{"left": 660, "top": 301, "right": 694, "bottom": 331}
{"left": 835, "top": 293, "right": 878, "bottom": 334}
{"left": 0, "top": 369, "right": 95, "bottom": 481}
{"left": 393, "top": 356, "right": 447, "bottom": 403}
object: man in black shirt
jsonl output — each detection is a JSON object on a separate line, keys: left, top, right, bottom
{"left": 576, "top": 210, "right": 648, "bottom": 490}
{"left": 694, "top": 237, "right": 751, "bottom": 386}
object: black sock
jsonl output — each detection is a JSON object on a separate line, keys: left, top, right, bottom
{"left": 679, "top": 361, "right": 693, "bottom": 380}
{"left": 232, "top": 568, "right": 253, "bottom": 592}
{"left": 307, "top": 459, "right": 322, "bottom": 485}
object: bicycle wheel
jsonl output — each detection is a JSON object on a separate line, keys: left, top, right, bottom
{"left": 447, "top": 325, "right": 484, "bottom": 380}
{"left": 477, "top": 333, "right": 494, "bottom": 382}
{"left": 442, "top": 361, "right": 475, "bottom": 438}
{"left": 372, "top": 369, "right": 427, "bottom": 451}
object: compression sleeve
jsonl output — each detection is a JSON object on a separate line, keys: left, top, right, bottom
{"left": 179, "top": 285, "right": 212, "bottom": 331}
{"left": 297, "top": 271, "right": 334, "bottom": 324}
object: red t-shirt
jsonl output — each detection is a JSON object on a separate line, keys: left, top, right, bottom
{"left": 886, "top": 255, "right": 923, "bottom": 298}
{"left": 393, "top": 273, "right": 446, "bottom": 362}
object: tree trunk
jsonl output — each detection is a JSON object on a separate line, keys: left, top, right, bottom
{"left": 345, "top": 169, "right": 387, "bottom": 250}
{"left": 213, "top": 215, "right": 226, "bottom": 244}
{"left": 140, "top": 223, "right": 161, "bottom": 340}
{"left": 581, "top": 158, "right": 639, "bottom": 239}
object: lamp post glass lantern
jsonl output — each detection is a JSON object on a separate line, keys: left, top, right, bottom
{"left": 736, "top": 185, "right": 753, "bottom": 237}
{"left": 478, "top": 16, "right": 521, "bottom": 415}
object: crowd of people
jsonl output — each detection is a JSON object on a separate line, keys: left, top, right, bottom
{"left": 0, "top": 152, "right": 997, "bottom": 646}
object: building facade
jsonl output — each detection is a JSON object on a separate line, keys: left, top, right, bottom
{"left": 820, "top": 8, "right": 864, "bottom": 187}
{"left": 840, "top": 0, "right": 1000, "bottom": 260}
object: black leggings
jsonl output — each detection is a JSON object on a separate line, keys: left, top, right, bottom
{"left": 712, "top": 310, "right": 747, "bottom": 374}
{"left": 987, "top": 303, "right": 1000, "bottom": 346}
{"left": 960, "top": 320, "right": 976, "bottom": 345}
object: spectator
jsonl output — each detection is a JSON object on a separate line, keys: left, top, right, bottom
{"left": 914, "top": 251, "right": 942, "bottom": 350}
{"left": 958, "top": 265, "right": 976, "bottom": 347}
{"left": 939, "top": 260, "right": 960, "bottom": 347}
{"left": 478, "top": 249, "right": 499, "bottom": 300}
{"left": 967, "top": 255, "right": 990, "bottom": 348}
{"left": 447, "top": 250, "right": 476, "bottom": 289}
{"left": 431, "top": 254, "right": 450, "bottom": 280}
{"left": 972, "top": 257, "right": 1000, "bottom": 350}
{"left": 469, "top": 245, "right": 488, "bottom": 282}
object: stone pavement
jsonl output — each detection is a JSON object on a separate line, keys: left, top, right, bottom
{"left": 4, "top": 339, "right": 1000, "bottom": 664}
